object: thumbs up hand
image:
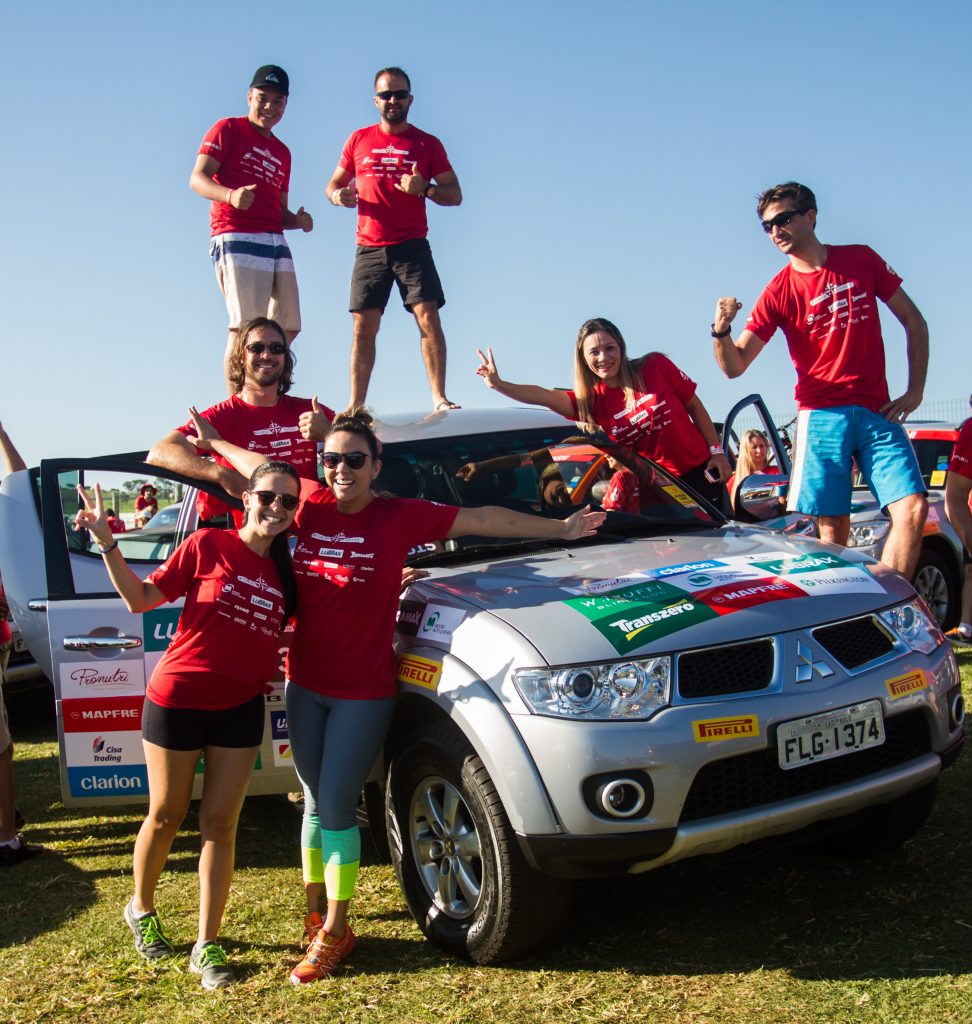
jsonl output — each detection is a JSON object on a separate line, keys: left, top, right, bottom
{"left": 230, "top": 184, "right": 258, "bottom": 210}
{"left": 395, "top": 162, "right": 428, "bottom": 196}
{"left": 300, "top": 395, "right": 333, "bottom": 440}
{"left": 294, "top": 206, "right": 314, "bottom": 232}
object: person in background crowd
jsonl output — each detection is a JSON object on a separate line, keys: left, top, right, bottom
{"left": 75, "top": 464, "right": 300, "bottom": 990}
{"left": 134, "top": 484, "right": 158, "bottom": 528}
{"left": 0, "top": 419, "right": 44, "bottom": 867}
{"left": 944, "top": 397, "right": 972, "bottom": 646}
{"left": 191, "top": 65, "right": 313, "bottom": 391}
{"left": 474, "top": 317, "right": 731, "bottom": 507}
{"left": 105, "top": 508, "right": 127, "bottom": 533}
{"left": 185, "top": 408, "right": 604, "bottom": 984}
{"left": 326, "top": 67, "right": 462, "bottom": 413}
{"left": 728, "top": 428, "right": 778, "bottom": 514}
{"left": 712, "top": 181, "right": 928, "bottom": 577}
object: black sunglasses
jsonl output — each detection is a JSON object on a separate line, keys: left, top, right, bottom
{"left": 761, "top": 209, "right": 807, "bottom": 234}
{"left": 321, "top": 451, "right": 370, "bottom": 470}
{"left": 376, "top": 89, "right": 410, "bottom": 101}
{"left": 245, "top": 341, "right": 287, "bottom": 355}
{"left": 251, "top": 490, "right": 299, "bottom": 511}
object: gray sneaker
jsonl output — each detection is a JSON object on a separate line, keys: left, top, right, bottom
{"left": 123, "top": 899, "right": 175, "bottom": 959}
{"left": 190, "top": 941, "right": 236, "bottom": 990}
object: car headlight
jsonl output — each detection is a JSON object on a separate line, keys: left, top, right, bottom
{"left": 880, "top": 600, "right": 944, "bottom": 655}
{"left": 514, "top": 657, "right": 671, "bottom": 719}
{"left": 847, "top": 520, "right": 891, "bottom": 548}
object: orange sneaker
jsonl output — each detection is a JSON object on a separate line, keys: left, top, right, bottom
{"left": 302, "top": 911, "right": 323, "bottom": 949}
{"left": 289, "top": 925, "right": 356, "bottom": 984}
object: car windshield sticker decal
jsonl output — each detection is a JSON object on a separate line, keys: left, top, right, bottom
{"left": 564, "top": 551, "right": 887, "bottom": 653}
{"left": 661, "top": 484, "right": 695, "bottom": 507}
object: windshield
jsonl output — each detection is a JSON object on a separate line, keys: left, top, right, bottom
{"left": 378, "top": 427, "right": 723, "bottom": 561}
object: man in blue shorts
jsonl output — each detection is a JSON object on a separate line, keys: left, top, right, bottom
{"left": 711, "top": 181, "right": 929, "bottom": 577}
{"left": 191, "top": 65, "right": 314, "bottom": 392}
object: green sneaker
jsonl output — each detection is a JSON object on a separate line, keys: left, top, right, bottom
{"left": 124, "top": 899, "right": 175, "bottom": 959}
{"left": 190, "top": 941, "right": 236, "bottom": 990}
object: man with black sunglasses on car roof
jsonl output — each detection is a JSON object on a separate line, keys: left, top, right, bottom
{"left": 710, "top": 181, "right": 929, "bottom": 578}
{"left": 148, "top": 318, "right": 334, "bottom": 523}
{"left": 326, "top": 67, "right": 462, "bottom": 414}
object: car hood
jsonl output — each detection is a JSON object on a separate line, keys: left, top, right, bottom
{"left": 410, "top": 528, "right": 913, "bottom": 663}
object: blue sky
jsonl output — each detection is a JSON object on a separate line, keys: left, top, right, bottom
{"left": 7, "top": 0, "right": 969, "bottom": 463}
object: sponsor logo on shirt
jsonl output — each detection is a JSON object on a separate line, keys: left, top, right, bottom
{"left": 350, "top": 551, "right": 374, "bottom": 560}
{"left": 251, "top": 595, "right": 274, "bottom": 611}
{"left": 810, "top": 281, "right": 856, "bottom": 306}
{"left": 318, "top": 547, "right": 344, "bottom": 558}
{"left": 238, "top": 574, "right": 284, "bottom": 598}
{"left": 315, "top": 532, "right": 365, "bottom": 544}
{"left": 253, "top": 422, "right": 299, "bottom": 437}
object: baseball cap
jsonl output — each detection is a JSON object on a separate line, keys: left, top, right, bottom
{"left": 250, "top": 65, "right": 289, "bottom": 95}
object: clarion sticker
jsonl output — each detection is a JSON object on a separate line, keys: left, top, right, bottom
{"left": 693, "top": 715, "right": 759, "bottom": 742}
{"left": 397, "top": 654, "right": 442, "bottom": 691}
{"left": 885, "top": 670, "right": 928, "bottom": 700}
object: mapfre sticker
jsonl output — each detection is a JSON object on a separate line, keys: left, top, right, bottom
{"left": 693, "top": 715, "right": 759, "bottom": 741}
{"left": 885, "top": 670, "right": 928, "bottom": 700}
{"left": 397, "top": 654, "right": 442, "bottom": 691}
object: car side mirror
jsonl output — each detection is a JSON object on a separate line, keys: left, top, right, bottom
{"left": 737, "top": 472, "right": 789, "bottom": 521}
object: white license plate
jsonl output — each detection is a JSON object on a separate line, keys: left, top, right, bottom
{"left": 13, "top": 635, "right": 28, "bottom": 654}
{"left": 777, "top": 700, "right": 885, "bottom": 770}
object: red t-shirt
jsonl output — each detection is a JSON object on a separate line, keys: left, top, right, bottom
{"left": 199, "top": 117, "right": 292, "bottom": 236}
{"left": 135, "top": 495, "right": 158, "bottom": 517}
{"left": 176, "top": 394, "right": 332, "bottom": 521}
{"left": 601, "top": 469, "right": 640, "bottom": 514}
{"left": 339, "top": 124, "right": 453, "bottom": 246}
{"left": 949, "top": 419, "right": 972, "bottom": 483}
{"left": 145, "top": 530, "right": 287, "bottom": 710}
{"left": 287, "top": 491, "right": 458, "bottom": 698}
{"left": 745, "top": 245, "right": 903, "bottom": 412}
{"left": 566, "top": 354, "right": 710, "bottom": 476}
{"left": 107, "top": 516, "right": 127, "bottom": 533}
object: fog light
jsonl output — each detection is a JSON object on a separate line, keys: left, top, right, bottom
{"left": 599, "top": 779, "right": 646, "bottom": 818}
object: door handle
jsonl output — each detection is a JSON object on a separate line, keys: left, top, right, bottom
{"left": 63, "top": 635, "right": 143, "bottom": 651}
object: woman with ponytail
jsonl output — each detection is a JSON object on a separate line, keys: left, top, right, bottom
{"left": 186, "top": 407, "right": 604, "bottom": 983}
{"left": 74, "top": 461, "right": 300, "bottom": 991}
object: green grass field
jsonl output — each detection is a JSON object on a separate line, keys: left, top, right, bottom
{"left": 2, "top": 654, "right": 970, "bottom": 1024}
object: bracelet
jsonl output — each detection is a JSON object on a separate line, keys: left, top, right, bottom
{"left": 98, "top": 540, "right": 119, "bottom": 554}
{"left": 424, "top": 183, "right": 435, "bottom": 198}
{"left": 332, "top": 190, "right": 342, "bottom": 205}
{"left": 709, "top": 445, "right": 724, "bottom": 455}
{"left": 226, "top": 188, "right": 234, "bottom": 205}
{"left": 710, "top": 323, "right": 732, "bottom": 339}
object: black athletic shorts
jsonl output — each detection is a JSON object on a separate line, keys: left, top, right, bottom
{"left": 141, "top": 694, "right": 264, "bottom": 751}
{"left": 349, "top": 237, "right": 445, "bottom": 313}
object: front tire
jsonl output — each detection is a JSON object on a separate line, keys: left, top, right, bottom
{"left": 385, "top": 719, "right": 570, "bottom": 964}
{"left": 912, "top": 548, "right": 957, "bottom": 629}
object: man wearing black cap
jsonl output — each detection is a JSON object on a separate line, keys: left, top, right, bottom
{"left": 191, "top": 65, "right": 314, "bottom": 392}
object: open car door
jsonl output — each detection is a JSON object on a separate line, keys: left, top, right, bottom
{"left": 24, "top": 456, "right": 296, "bottom": 807}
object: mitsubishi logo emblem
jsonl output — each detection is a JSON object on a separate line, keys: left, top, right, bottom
{"left": 795, "top": 640, "right": 834, "bottom": 683}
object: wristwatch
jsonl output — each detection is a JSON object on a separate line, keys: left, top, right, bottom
{"left": 710, "top": 323, "right": 732, "bottom": 339}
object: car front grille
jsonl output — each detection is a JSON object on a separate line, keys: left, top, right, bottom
{"left": 679, "top": 709, "right": 930, "bottom": 823}
{"left": 812, "top": 615, "right": 896, "bottom": 669}
{"left": 677, "top": 640, "right": 775, "bottom": 699}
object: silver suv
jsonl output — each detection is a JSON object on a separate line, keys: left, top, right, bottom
{"left": 0, "top": 408, "right": 964, "bottom": 964}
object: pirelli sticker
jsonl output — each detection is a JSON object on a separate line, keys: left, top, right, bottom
{"left": 885, "top": 670, "right": 928, "bottom": 701}
{"left": 693, "top": 715, "right": 759, "bottom": 742}
{"left": 397, "top": 654, "right": 442, "bottom": 691}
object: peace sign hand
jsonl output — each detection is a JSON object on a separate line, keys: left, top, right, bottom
{"left": 75, "top": 483, "right": 113, "bottom": 546}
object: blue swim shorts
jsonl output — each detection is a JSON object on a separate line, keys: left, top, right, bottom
{"left": 787, "top": 405, "right": 925, "bottom": 517}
